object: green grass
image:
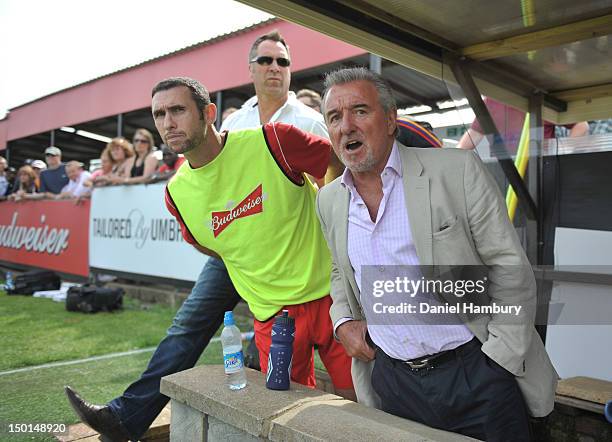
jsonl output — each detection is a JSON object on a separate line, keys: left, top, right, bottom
{"left": 0, "top": 342, "right": 226, "bottom": 442}
{"left": 0, "top": 288, "right": 253, "bottom": 441}
{"left": 0, "top": 287, "right": 328, "bottom": 441}
{"left": 0, "top": 291, "right": 179, "bottom": 371}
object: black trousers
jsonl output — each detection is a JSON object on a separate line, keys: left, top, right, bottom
{"left": 371, "top": 338, "right": 530, "bottom": 441}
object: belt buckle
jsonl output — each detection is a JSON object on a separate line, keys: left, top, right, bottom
{"left": 406, "top": 358, "right": 430, "bottom": 369}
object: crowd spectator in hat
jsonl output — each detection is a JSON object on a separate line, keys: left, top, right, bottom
{"left": 7, "top": 165, "right": 38, "bottom": 201}
{"left": 31, "top": 159, "right": 47, "bottom": 189}
{"left": 40, "top": 146, "right": 68, "bottom": 194}
{"left": 53, "top": 161, "right": 91, "bottom": 199}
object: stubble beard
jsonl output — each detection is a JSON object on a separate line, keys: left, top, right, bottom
{"left": 172, "top": 121, "right": 207, "bottom": 155}
{"left": 337, "top": 147, "right": 377, "bottom": 173}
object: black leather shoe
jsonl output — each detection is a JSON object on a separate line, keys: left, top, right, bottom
{"left": 64, "top": 386, "right": 131, "bottom": 442}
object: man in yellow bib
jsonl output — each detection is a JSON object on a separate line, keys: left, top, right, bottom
{"left": 155, "top": 76, "right": 354, "bottom": 398}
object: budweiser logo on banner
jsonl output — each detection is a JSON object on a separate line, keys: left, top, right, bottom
{"left": 210, "top": 184, "right": 264, "bottom": 237}
{"left": 0, "top": 212, "right": 70, "bottom": 255}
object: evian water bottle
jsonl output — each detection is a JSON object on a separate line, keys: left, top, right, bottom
{"left": 221, "top": 311, "right": 247, "bottom": 390}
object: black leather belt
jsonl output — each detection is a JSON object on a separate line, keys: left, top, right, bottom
{"left": 403, "top": 348, "right": 455, "bottom": 370}
{"left": 385, "top": 338, "right": 477, "bottom": 371}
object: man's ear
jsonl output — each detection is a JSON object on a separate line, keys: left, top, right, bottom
{"left": 248, "top": 62, "right": 255, "bottom": 81}
{"left": 205, "top": 103, "right": 218, "bottom": 125}
{"left": 387, "top": 108, "right": 398, "bottom": 136}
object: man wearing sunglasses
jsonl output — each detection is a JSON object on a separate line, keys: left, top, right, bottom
{"left": 65, "top": 31, "right": 346, "bottom": 442}
{"left": 222, "top": 31, "right": 328, "bottom": 142}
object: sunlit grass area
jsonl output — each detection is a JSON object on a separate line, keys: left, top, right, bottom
{"left": 0, "top": 288, "right": 253, "bottom": 441}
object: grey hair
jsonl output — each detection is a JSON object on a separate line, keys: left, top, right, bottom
{"left": 321, "top": 67, "right": 397, "bottom": 115}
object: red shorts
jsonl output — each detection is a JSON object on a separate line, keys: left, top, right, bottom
{"left": 253, "top": 295, "right": 353, "bottom": 390}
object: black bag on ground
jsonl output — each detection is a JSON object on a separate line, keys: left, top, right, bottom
{"left": 6, "top": 270, "right": 61, "bottom": 295}
{"left": 66, "top": 285, "right": 124, "bottom": 313}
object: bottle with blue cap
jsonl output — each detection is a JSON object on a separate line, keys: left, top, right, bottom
{"left": 221, "top": 311, "right": 247, "bottom": 390}
{"left": 266, "top": 309, "right": 295, "bottom": 390}
{"left": 4, "top": 271, "right": 14, "bottom": 292}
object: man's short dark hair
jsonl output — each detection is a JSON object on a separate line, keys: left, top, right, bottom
{"left": 248, "top": 30, "right": 290, "bottom": 62}
{"left": 321, "top": 67, "right": 397, "bottom": 115}
{"left": 151, "top": 77, "right": 211, "bottom": 115}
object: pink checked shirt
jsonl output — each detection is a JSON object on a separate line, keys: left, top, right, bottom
{"left": 341, "top": 143, "right": 473, "bottom": 360}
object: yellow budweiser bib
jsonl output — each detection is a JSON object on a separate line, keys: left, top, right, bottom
{"left": 167, "top": 127, "right": 331, "bottom": 320}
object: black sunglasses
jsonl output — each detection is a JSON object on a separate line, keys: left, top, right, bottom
{"left": 250, "top": 56, "right": 291, "bottom": 68}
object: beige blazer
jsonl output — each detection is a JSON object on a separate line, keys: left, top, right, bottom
{"left": 316, "top": 144, "right": 558, "bottom": 417}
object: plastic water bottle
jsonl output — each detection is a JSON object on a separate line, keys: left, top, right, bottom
{"left": 266, "top": 310, "right": 295, "bottom": 390}
{"left": 221, "top": 311, "right": 247, "bottom": 390}
{"left": 4, "top": 272, "right": 14, "bottom": 292}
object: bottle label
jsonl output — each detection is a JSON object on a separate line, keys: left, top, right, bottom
{"left": 223, "top": 350, "right": 244, "bottom": 374}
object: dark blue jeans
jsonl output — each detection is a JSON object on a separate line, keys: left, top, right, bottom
{"left": 108, "top": 257, "right": 240, "bottom": 440}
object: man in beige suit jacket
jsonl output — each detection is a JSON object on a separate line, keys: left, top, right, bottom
{"left": 315, "top": 67, "right": 557, "bottom": 441}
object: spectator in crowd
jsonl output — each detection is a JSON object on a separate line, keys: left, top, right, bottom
{"left": 95, "top": 137, "right": 134, "bottom": 185}
{"left": 40, "top": 146, "right": 68, "bottom": 194}
{"left": 65, "top": 30, "right": 341, "bottom": 442}
{"left": 115, "top": 129, "right": 158, "bottom": 184}
{"left": 396, "top": 115, "right": 442, "bottom": 148}
{"left": 52, "top": 161, "right": 91, "bottom": 199}
{"left": 7, "top": 158, "right": 43, "bottom": 194}
{"left": 5, "top": 167, "right": 17, "bottom": 193}
{"left": 221, "top": 106, "right": 238, "bottom": 122}
{"left": 457, "top": 97, "right": 589, "bottom": 152}
{"left": 7, "top": 165, "right": 38, "bottom": 201}
{"left": 31, "top": 159, "right": 47, "bottom": 189}
{"left": 0, "top": 156, "right": 8, "bottom": 198}
{"left": 151, "top": 145, "right": 185, "bottom": 181}
{"left": 85, "top": 147, "right": 115, "bottom": 187}
{"left": 296, "top": 88, "right": 322, "bottom": 112}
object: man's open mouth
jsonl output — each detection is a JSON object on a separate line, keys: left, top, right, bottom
{"left": 346, "top": 141, "right": 363, "bottom": 151}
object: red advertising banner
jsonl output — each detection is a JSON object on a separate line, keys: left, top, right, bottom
{"left": 0, "top": 200, "right": 89, "bottom": 276}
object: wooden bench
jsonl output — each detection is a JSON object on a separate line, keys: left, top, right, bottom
{"left": 555, "top": 376, "right": 611, "bottom": 414}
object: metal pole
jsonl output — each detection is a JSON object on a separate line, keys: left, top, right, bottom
{"left": 117, "top": 113, "right": 124, "bottom": 138}
{"left": 50, "top": 130, "right": 55, "bottom": 146}
{"left": 215, "top": 91, "right": 223, "bottom": 130}
{"left": 369, "top": 54, "right": 382, "bottom": 74}
{"left": 529, "top": 93, "right": 551, "bottom": 343}
{"left": 528, "top": 93, "right": 544, "bottom": 264}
